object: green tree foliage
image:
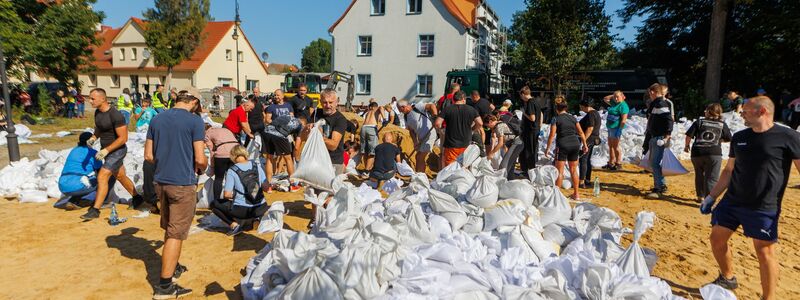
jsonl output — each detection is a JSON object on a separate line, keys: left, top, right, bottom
{"left": 619, "top": 0, "right": 800, "bottom": 116}
{"left": 509, "top": 0, "right": 617, "bottom": 92}
{"left": 301, "top": 38, "right": 332, "bottom": 73}
{"left": 143, "top": 0, "right": 210, "bottom": 89}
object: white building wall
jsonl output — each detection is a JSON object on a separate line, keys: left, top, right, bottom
{"left": 332, "top": 0, "right": 469, "bottom": 105}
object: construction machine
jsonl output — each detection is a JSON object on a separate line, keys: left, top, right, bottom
{"left": 325, "top": 71, "right": 355, "bottom": 111}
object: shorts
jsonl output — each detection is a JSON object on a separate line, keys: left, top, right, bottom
{"left": 415, "top": 129, "right": 437, "bottom": 153}
{"left": 102, "top": 146, "right": 127, "bottom": 172}
{"left": 712, "top": 200, "right": 780, "bottom": 241}
{"left": 443, "top": 147, "right": 466, "bottom": 167}
{"left": 608, "top": 127, "right": 623, "bottom": 139}
{"left": 556, "top": 138, "right": 581, "bottom": 161}
{"left": 156, "top": 184, "right": 197, "bottom": 240}
{"left": 361, "top": 126, "right": 379, "bottom": 155}
{"left": 369, "top": 170, "right": 396, "bottom": 181}
{"left": 264, "top": 133, "right": 292, "bottom": 156}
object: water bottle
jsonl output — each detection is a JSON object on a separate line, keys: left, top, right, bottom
{"left": 593, "top": 177, "right": 600, "bottom": 197}
{"left": 109, "top": 203, "right": 119, "bottom": 223}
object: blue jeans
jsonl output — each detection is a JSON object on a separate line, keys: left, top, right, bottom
{"left": 649, "top": 136, "right": 666, "bottom": 189}
{"left": 76, "top": 102, "right": 85, "bottom": 117}
{"left": 66, "top": 103, "right": 75, "bottom": 118}
{"left": 120, "top": 110, "right": 131, "bottom": 125}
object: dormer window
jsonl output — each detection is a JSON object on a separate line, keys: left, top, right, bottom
{"left": 131, "top": 48, "right": 137, "bottom": 61}
{"left": 119, "top": 48, "right": 126, "bottom": 61}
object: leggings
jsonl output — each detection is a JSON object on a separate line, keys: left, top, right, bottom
{"left": 213, "top": 157, "right": 235, "bottom": 201}
{"left": 691, "top": 155, "right": 722, "bottom": 198}
{"left": 499, "top": 137, "right": 523, "bottom": 180}
{"left": 520, "top": 129, "right": 539, "bottom": 173}
{"left": 211, "top": 200, "right": 268, "bottom": 226}
{"left": 578, "top": 144, "right": 595, "bottom": 184}
{"left": 142, "top": 161, "right": 157, "bottom": 205}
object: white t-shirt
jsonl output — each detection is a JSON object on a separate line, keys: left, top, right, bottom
{"left": 405, "top": 103, "right": 434, "bottom": 141}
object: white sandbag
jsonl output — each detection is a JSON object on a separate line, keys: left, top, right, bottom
{"left": 638, "top": 148, "right": 689, "bottom": 176}
{"left": 292, "top": 125, "right": 336, "bottom": 191}
{"left": 382, "top": 178, "right": 404, "bottom": 194}
{"left": 345, "top": 158, "right": 358, "bottom": 176}
{"left": 19, "top": 189, "right": 48, "bottom": 203}
{"left": 457, "top": 144, "right": 481, "bottom": 167}
{"left": 427, "top": 189, "right": 467, "bottom": 231}
{"left": 396, "top": 160, "right": 414, "bottom": 177}
{"left": 196, "top": 175, "right": 215, "bottom": 209}
{"left": 543, "top": 222, "right": 581, "bottom": 247}
{"left": 465, "top": 175, "right": 499, "bottom": 208}
{"left": 536, "top": 188, "right": 572, "bottom": 227}
{"left": 483, "top": 199, "right": 528, "bottom": 232}
{"left": 246, "top": 134, "right": 262, "bottom": 160}
{"left": 461, "top": 202, "right": 485, "bottom": 234}
{"left": 616, "top": 211, "right": 657, "bottom": 277}
{"left": 700, "top": 284, "right": 737, "bottom": 300}
{"left": 276, "top": 266, "right": 344, "bottom": 300}
{"left": 45, "top": 180, "right": 62, "bottom": 199}
{"left": 258, "top": 202, "right": 285, "bottom": 234}
{"left": 498, "top": 180, "right": 536, "bottom": 206}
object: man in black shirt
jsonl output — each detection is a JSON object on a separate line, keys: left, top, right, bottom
{"left": 289, "top": 83, "right": 314, "bottom": 122}
{"left": 700, "top": 96, "right": 800, "bottom": 299}
{"left": 245, "top": 93, "right": 266, "bottom": 147}
{"left": 469, "top": 90, "right": 493, "bottom": 117}
{"left": 304, "top": 88, "right": 348, "bottom": 175}
{"left": 644, "top": 83, "right": 674, "bottom": 198}
{"left": 519, "top": 86, "right": 541, "bottom": 174}
{"left": 434, "top": 91, "right": 482, "bottom": 167}
{"left": 369, "top": 134, "right": 401, "bottom": 188}
{"left": 578, "top": 98, "right": 602, "bottom": 188}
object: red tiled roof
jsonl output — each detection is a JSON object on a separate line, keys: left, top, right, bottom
{"left": 329, "top": 0, "right": 479, "bottom": 33}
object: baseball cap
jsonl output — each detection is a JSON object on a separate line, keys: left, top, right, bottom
{"left": 503, "top": 99, "right": 512, "bottom": 106}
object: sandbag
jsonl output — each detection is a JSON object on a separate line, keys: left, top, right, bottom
{"left": 258, "top": 202, "right": 285, "bottom": 234}
{"left": 276, "top": 266, "right": 344, "bottom": 300}
{"left": 543, "top": 222, "right": 581, "bottom": 247}
{"left": 196, "top": 175, "right": 215, "bottom": 209}
{"left": 19, "top": 189, "right": 48, "bottom": 203}
{"left": 396, "top": 160, "right": 414, "bottom": 177}
{"left": 457, "top": 144, "right": 481, "bottom": 167}
{"left": 483, "top": 199, "right": 528, "bottom": 232}
{"left": 638, "top": 149, "right": 689, "bottom": 176}
{"left": 427, "top": 188, "right": 467, "bottom": 231}
{"left": 498, "top": 180, "right": 536, "bottom": 206}
{"left": 382, "top": 178, "right": 404, "bottom": 194}
{"left": 616, "top": 211, "right": 657, "bottom": 277}
{"left": 465, "top": 175, "right": 499, "bottom": 208}
{"left": 700, "top": 284, "right": 737, "bottom": 300}
{"left": 292, "top": 125, "right": 336, "bottom": 191}
{"left": 246, "top": 134, "right": 262, "bottom": 160}
{"left": 461, "top": 202, "right": 485, "bottom": 234}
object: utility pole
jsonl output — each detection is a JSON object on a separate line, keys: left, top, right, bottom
{"left": 232, "top": 0, "right": 241, "bottom": 92}
{"left": 0, "top": 36, "right": 21, "bottom": 162}
{"left": 704, "top": 0, "right": 731, "bottom": 102}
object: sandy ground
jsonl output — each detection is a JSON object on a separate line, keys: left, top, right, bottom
{"left": 1, "top": 116, "right": 799, "bottom": 299}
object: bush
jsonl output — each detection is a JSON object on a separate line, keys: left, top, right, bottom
{"left": 36, "top": 84, "right": 54, "bottom": 117}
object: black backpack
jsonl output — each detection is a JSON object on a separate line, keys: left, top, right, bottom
{"left": 499, "top": 113, "right": 522, "bottom": 136}
{"left": 231, "top": 162, "right": 264, "bottom": 205}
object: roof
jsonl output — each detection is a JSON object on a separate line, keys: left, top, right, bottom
{"left": 90, "top": 17, "right": 268, "bottom": 75}
{"left": 329, "top": 0, "right": 480, "bottom": 33}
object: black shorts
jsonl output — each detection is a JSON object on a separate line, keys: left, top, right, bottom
{"left": 264, "top": 133, "right": 292, "bottom": 156}
{"left": 556, "top": 137, "right": 580, "bottom": 161}
{"left": 712, "top": 200, "right": 780, "bottom": 241}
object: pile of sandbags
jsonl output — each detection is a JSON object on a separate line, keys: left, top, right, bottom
{"left": 241, "top": 147, "right": 684, "bottom": 300}
{"left": 0, "top": 124, "right": 35, "bottom": 146}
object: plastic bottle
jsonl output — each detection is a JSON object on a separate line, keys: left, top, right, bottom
{"left": 593, "top": 177, "right": 600, "bottom": 197}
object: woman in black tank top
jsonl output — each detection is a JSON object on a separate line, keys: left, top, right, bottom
{"left": 544, "top": 97, "right": 589, "bottom": 199}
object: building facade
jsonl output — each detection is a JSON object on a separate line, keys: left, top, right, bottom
{"left": 329, "top": 0, "right": 506, "bottom": 105}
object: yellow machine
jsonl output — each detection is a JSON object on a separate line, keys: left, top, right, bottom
{"left": 283, "top": 73, "right": 322, "bottom": 107}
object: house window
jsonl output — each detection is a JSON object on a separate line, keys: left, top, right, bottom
{"left": 408, "top": 0, "right": 422, "bottom": 14}
{"left": 111, "top": 75, "right": 120, "bottom": 87}
{"left": 358, "top": 36, "right": 372, "bottom": 56}
{"left": 371, "top": 0, "right": 385, "bottom": 15}
{"left": 88, "top": 74, "right": 97, "bottom": 87}
{"left": 131, "top": 48, "right": 137, "bottom": 61}
{"left": 218, "top": 78, "right": 232, "bottom": 87}
{"left": 119, "top": 48, "right": 125, "bottom": 61}
{"left": 238, "top": 51, "right": 243, "bottom": 62}
{"left": 226, "top": 49, "right": 232, "bottom": 61}
{"left": 417, "top": 75, "right": 433, "bottom": 97}
{"left": 419, "top": 35, "right": 434, "bottom": 57}
{"left": 246, "top": 80, "right": 259, "bottom": 92}
{"left": 356, "top": 74, "right": 371, "bottom": 95}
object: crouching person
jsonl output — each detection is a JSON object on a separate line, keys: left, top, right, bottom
{"left": 58, "top": 132, "right": 116, "bottom": 209}
{"left": 212, "top": 145, "right": 269, "bottom": 236}
{"left": 369, "top": 134, "right": 401, "bottom": 189}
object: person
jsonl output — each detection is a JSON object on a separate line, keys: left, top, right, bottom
{"left": 602, "top": 91, "right": 629, "bottom": 170}
{"left": 361, "top": 102, "right": 384, "bottom": 171}
{"left": 434, "top": 91, "right": 482, "bottom": 167}
{"left": 381, "top": 103, "right": 396, "bottom": 127}
{"left": 699, "top": 96, "right": 800, "bottom": 300}
{"left": 212, "top": 89, "right": 225, "bottom": 112}
{"left": 152, "top": 84, "right": 167, "bottom": 113}
{"left": 720, "top": 90, "right": 744, "bottom": 113}
{"left": 519, "top": 86, "right": 542, "bottom": 174}
{"left": 499, "top": 99, "right": 513, "bottom": 116}
{"left": 289, "top": 83, "right": 314, "bottom": 121}
{"left": 369, "top": 133, "right": 401, "bottom": 188}
{"left": 343, "top": 141, "right": 360, "bottom": 169}
{"left": 397, "top": 99, "right": 438, "bottom": 173}
{"left": 167, "top": 87, "right": 178, "bottom": 108}
{"left": 644, "top": 83, "right": 674, "bottom": 199}
{"left": 63, "top": 90, "right": 76, "bottom": 119}
{"left": 80, "top": 88, "right": 143, "bottom": 220}
{"left": 133, "top": 99, "right": 157, "bottom": 130}
{"left": 117, "top": 88, "right": 134, "bottom": 125}
{"left": 469, "top": 90, "right": 494, "bottom": 118}
{"left": 263, "top": 115, "right": 305, "bottom": 193}
{"left": 684, "top": 103, "right": 732, "bottom": 202}
{"left": 245, "top": 93, "right": 266, "bottom": 147}
{"left": 58, "top": 132, "right": 111, "bottom": 210}
{"left": 302, "top": 88, "right": 348, "bottom": 175}
{"left": 234, "top": 92, "right": 244, "bottom": 107}
{"left": 787, "top": 96, "right": 800, "bottom": 130}
{"left": 75, "top": 89, "right": 86, "bottom": 118}
{"left": 389, "top": 97, "right": 405, "bottom": 128}
{"left": 222, "top": 98, "right": 254, "bottom": 143}
{"left": 437, "top": 82, "right": 460, "bottom": 111}
{"left": 265, "top": 89, "right": 294, "bottom": 123}
{"left": 484, "top": 113, "right": 520, "bottom": 180}
{"left": 211, "top": 145, "right": 269, "bottom": 236}
{"left": 205, "top": 124, "right": 239, "bottom": 200}
{"left": 144, "top": 91, "right": 206, "bottom": 298}
{"left": 578, "top": 98, "right": 602, "bottom": 188}
{"left": 544, "top": 97, "right": 589, "bottom": 199}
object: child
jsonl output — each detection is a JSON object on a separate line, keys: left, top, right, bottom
{"left": 133, "top": 99, "right": 157, "bottom": 130}
{"left": 211, "top": 145, "right": 269, "bottom": 236}
{"left": 368, "top": 133, "right": 401, "bottom": 189}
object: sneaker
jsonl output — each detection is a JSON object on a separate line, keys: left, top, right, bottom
{"left": 80, "top": 207, "right": 100, "bottom": 220}
{"left": 152, "top": 282, "right": 192, "bottom": 299}
{"left": 609, "top": 164, "right": 619, "bottom": 171}
{"left": 289, "top": 185, "right": 301, "bottom": 192}
{"left": 226, "top": 224, "right": 244, "bottom": 236}
{"left": 64, "top": 201, "right": 80, "bottom": 211}
{"left": 172, "top": 263, "right": 188, "bottom": 280}
{"left": 578, "top": 183, "right": 587, "bottom": 189}
{"left": 129, "top": 194, "right": 144, "bottom": 210}
{"left": 711, "top": 273, "right": 738, "bottom": 290}
{"left": 601, "top": 164, "right": 613, "bottom": 170}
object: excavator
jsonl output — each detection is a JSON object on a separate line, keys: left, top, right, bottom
{"left": 282, "top": 71, "right": 355, "bottom": 111}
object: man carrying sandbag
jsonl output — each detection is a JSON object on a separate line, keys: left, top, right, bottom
{"left": 303, "top": 88, "right": 348, "bottom": 175}
{"left": 700, "top": 96, "right": 800, "bottom": 300}
{"left": 644, "top": 83, "right": 673, "bottom": 199}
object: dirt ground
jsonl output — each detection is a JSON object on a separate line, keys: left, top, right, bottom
{"left": 1, "top": 118, "right": 799, "bottom": 299}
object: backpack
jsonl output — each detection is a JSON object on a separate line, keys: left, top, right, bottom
{"left": 693, "top": 118, "right": 724, "bottom": 149}
{"left": 231, "top": 161, "right": 264, "bottom": 205}
{"left": 499, "top": 113, "right": 522, "bottom": 136}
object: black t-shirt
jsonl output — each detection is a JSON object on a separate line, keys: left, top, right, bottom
{"left": 313, "top": 110, "right": 348, "bottom": 164}
{"left": 579, "top": 110, "right": 602, "bottom": 145}
{"left": 441, "top": 104, "right": 479, "bottom": 148}
{"left": 248, "top": 101, "right": 265, "bottom": 129}
{"left": 372, "top": 143, "right": 400, "bottom": 174}
{"left": 722, "top": 126, "right": 800, "bottom": 210}
{"left": 290, "top": 95, "right": 313, "bottom": 121}
{"left": 234, "top": 94, "right": 243, "bottom": 106}
{"left": 94, "top": 107, "right": 126, "bottom": 149}
{"left": 685, "top": 118, "right": 732, "bottom": 157}
{"left": 471, "top": 98, "right": 492, "bottom": 117}
{"left": 553, "top": 113, "right": 578, "bottom": 141}
{"left": 521, "top": 98, "right": 541, "bottom": 132}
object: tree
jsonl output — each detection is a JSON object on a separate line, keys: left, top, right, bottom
{"left": 300, "top": 38, "right": 331, "bottom": 73}
{"left": 143, "top": 0, "right": 210, "bottom": 91}
{"left": 703, "top": 0, "right": 732, "bottom": 102}
{"left": 509, "top": 0, "right": 616, "bottom": 93}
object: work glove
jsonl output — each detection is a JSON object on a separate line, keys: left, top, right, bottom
{"left": 700, "top": 195, "right": 715, "bottom": 215}
{"left": 95, "top": 149, "right": 109, "bottom": 160}
{"left": 87, "top": 136, "right": 97, "bottom": 146}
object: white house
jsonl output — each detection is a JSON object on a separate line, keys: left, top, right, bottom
{"left": 329, "top": 0, "right": 507, "bottom": 105}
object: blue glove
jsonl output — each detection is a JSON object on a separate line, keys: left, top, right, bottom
{"left": 700, "top": 196, "right": 715, "bottom": 215}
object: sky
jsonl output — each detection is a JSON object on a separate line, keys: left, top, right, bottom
{"left": 92, "top": 0, "right": 644, "bottom": 66}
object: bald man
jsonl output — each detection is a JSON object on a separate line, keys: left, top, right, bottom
{"left": 265, "top": 89, "right": 294, "bottom": 125}
{"left": 369, "top": 133, "right": 401, "bottom": 188}
{"left": 700, "top": 96, "right": 800, "bottom": 299}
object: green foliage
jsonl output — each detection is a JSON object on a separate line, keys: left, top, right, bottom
{"left": 36, "top": 84, "right": 54, "bottom": 117}
{"left": 143, "top": 0, "right": 210, "bottom": 82}
{"left": 509, "top": 0, "right": 617, "bottom": 91}
{"left": 300, "top": 38, "right": 332, "bottom": 73}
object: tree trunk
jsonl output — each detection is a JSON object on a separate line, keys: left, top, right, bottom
{"left": 166, "top": 66, "right": 173, "bottom": 93}
{"left": 704, "top": 0, "right": 731, "bottom": 102}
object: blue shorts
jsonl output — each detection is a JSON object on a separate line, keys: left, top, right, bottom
{"left": 711, "top": 200, "right": 780, "bottom": 241}
{"left": 608, "top": 127, "right": 623, "bottom": 139}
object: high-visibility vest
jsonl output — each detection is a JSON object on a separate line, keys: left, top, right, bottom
{"left": 152, "top": 92, "right": 165, "bottom": 108}
{"left": 117, "top": 95, "right": 133, "bottom": 111}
